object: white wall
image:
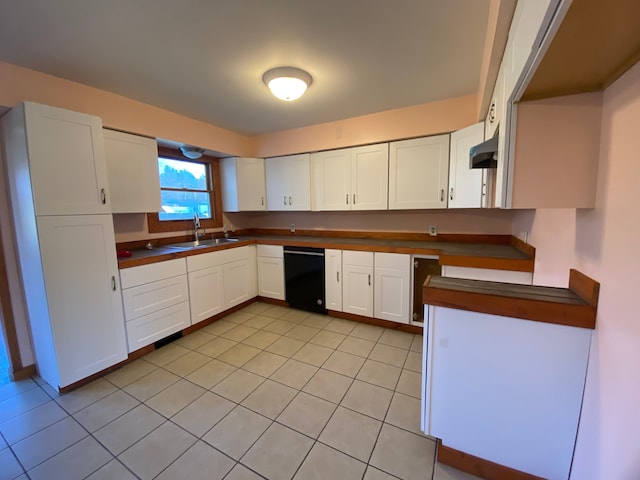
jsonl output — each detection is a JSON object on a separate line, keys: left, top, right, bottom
{"left": 512, "top": 60, "right": 640, "bottom": 479}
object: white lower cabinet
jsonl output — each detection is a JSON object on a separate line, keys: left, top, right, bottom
{"left": 120, "top": 258, "right": 190, "bottom": 352}
{"left": 342, "top": 251, "right": 374, "bottom": 317}
{"left": 188, "top": 265, "right": 225, "bottom": 324}
{"left": 374, "top": 253, "right": 411, "bottom": 324}
{"left": 325, "top": 249, "right": 343, "bottom": 311}
{"left": 187, "top": 246, "right": 255, "bottom": 325}
{"left": 257, "top": 245, "right": 285, "bottom": 300}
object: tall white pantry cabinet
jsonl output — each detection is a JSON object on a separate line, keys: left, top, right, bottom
{"left": 0, "top": 102, "right": 127, "bottom": 390}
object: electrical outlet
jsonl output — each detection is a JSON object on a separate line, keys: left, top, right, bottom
{"left": 290, "top": 224, "right": 296, "bottom": 233}
{"left": 429, "top": 225, "right": 438, "bottom": 236}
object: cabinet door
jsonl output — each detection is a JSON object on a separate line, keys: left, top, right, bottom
{"left": 352, "top": 144, "right": 389, "bottom": 210}
{"left": 311, "top": 150, "right": 352, "bottom": 211}
{"left": 24, "top": 102, "right": 111, "bottom": 216}
{"left": 265, "top": 156, "right": 290, "bottom": 211}
{"left": 265, "top": 154, "right": 311, "bottom": 211}
{"left": 325, "top": 249, "right": 343, "bottom": 311}
{"left": 188, "top": 265, "right": 225, "bottom": 325}
{"left": 342, "top": 264, "right": 373, "bottom": 317}
{"left": 449, "top": 123, "right": 485, "bottom": 209}
{"left": 374, "top": 253, "right": 411, "bottom": 324}
{"left": 221, "top": 157, "right": 267, "bottom": 212}
{"left": 287, "top": 153, "right": 311, "bottom": 210}
{"left": 224, "top": 259, "right": 251, "bottom": 308}
{"left": 36, "top": 214, "right": 126, "bottom": 387}
{"left": 389, "top": 136, "right": 449, "bottom": 209}
{"left": 103, "top": 129, "right": 161, "bottom": 213}
{"left": 257, "top": 257, "right": 285, "bottom": 300}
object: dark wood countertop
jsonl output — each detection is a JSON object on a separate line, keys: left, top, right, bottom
{"left": 422, "top": 270, "right": 599, "bottom": 329}
{"left": 118, "top": 233, "right": 534, "bottom": 271}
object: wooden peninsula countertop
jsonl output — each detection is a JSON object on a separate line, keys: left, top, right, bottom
{"left": 422, "top": 269, "right": 599, "bottom": 329}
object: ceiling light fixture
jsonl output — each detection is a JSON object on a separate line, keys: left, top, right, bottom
{"left": 262, "top": 67, "right": 313, "bottom": 101}
{"left": 180, "top": 146, "right": 205, "bottom": 159}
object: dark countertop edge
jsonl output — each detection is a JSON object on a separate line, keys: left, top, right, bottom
{"left": 118, "top": 235, "right": 534, "bottom": 272}
{"left": 422, "top": 275, "right": 597, "bottom": 330}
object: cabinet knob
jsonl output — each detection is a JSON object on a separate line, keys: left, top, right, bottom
{"left": 346, "top": 194, "right": 349, "bottom": 205}
{"left": 100, "top": 188, "right": 107, "bottom": 205}
{"left": 283, "top": 196, "right": 287, "bottom": 206}
{"left": 353, "top": 193, "right": 356, "bottom": 205}
{"left": 288, "top": 196, "right": 292, "bottom": 206}
{"left": 440, "top": 189, "right": 444, "bottom": 202}
{"left": 337, "top": 271, "right": 340, "bottom": 282}
{"left": 368, "top": 274, "right": 371, "bottom": 286}
{"left": 450, "top": 188, "right": 454, "bottom": 201}
{"left": 111, "top": 276, "right": 117, "bottom": 291}
{"left": 261, "top": 196, "right": 264, "bottom": 206}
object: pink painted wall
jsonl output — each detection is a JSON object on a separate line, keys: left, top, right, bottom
{"left": 254, "top": 95, "right": 477, "bottom": 158}
{"left": 512, "top": 60, "right": 640, "bottom": 479}
{"left": 0, "top": 61, "right": 255, "bottom": 157}
{"left": 512, "top": 92, "right": 602, "bottom": 209}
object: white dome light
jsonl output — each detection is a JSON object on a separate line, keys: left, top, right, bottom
{"left": 263, "top": 67, "right": 313, "bottom": 101}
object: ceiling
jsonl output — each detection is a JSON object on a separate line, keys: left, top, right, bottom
{"left": 0, "top": 0, "right": 497, "bottom": 136}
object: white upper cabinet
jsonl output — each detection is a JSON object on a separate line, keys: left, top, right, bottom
{"left": 21, "top": 102, "right": 111, "bottom": 215}
{"left": 311, "top": 149, "right": 352, "bottom": 211}
{"left": 352, "top": 144, "right": 389, "bottom": 210}
{"left": 448, "top": 123, "right": 485, "bottom": 209}
{"left": 485, "top": 62, "right": 504, "bottom": 140}
{"left": 220, "top": 157, "right": 267, "bottom": 212}
{"left": 311, "top": 143, "right": 388, "bottom": 211}
{"left": 265, "top": 153, "right": 311, "bottom": 211}
{"left": 103, "top": 129, "right": 161, "bottom": 214}
{"left": 389, "top": 135, "right": 449, "bottom": 209}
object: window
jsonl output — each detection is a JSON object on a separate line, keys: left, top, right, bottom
{"left": 147, "top": 147, "right": 222, "bottom": 233}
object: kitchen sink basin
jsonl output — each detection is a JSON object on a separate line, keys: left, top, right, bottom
{"left": 165, "top": 238, "right": 240, "bottom": 249}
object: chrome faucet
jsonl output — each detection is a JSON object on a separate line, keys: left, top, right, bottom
{"left": 193, "top": 213, "right": 203, "bottom": 244}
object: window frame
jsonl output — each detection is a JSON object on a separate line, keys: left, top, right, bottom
{"left": 147, "top": 146, "right": 223, "bottom": 233}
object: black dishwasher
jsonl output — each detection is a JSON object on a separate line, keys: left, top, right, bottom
{"left": 283, "top": 246, "right": 327, "bottom": 314}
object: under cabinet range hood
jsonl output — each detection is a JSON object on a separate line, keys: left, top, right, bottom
{"left": 469, "top": 135, "right": 498, "bottom": 168}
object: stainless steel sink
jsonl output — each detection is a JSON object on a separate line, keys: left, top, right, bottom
{"left": 165, "top": 238, "right": 240, "bottom": 249}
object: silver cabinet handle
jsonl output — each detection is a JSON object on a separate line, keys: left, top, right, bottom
{"left": 337, "top": 271, "right": 340, "bottom": 282}
{"left": 288, "top": 196, "right": 292, "bottom": 206}
{"left": 440, "top": 189, "right": 444, "bottom": 202}
{"left": 261, "top": 196, "right": 264, "bottom": 206}
{"left": 346, "top": 194, "right": 349, "bottom": 204}
{"left": 368, "top": 274, "right": 371, "bottom": 286}
{"left": 100, "top": 188, "right": 107, "bottom": 204}
{"left": 450, "top": 188, "right": 454, "bottom": 200}
{"left": 353, "top": 193, "right": 356, "bottom": 204}
{"left": 111, "top": 276, "right": 116, "bottom": 291}
{"left": 283, "top": 195, "right": 287, "bottom": 206}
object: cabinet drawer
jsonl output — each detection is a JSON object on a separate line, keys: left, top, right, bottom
{"left": 187, "top": 245, "right": 249, "bottom": 272}
{"left": 257, "top": 244, "right": 283, "bottom": 258}
{"left": 125, "top": 302, "right": 190, "bottom": 352}
{"left": 120, "top": 258, "right": 186, "bottom": 289}
{"left": 123, "top": 275, "right": 189, "bottom": 320}
{"left": 342, "top": 250, "right": 374, "bottom": 267}
{"left": 375, "top": 252, "right": 410, "bottom": 270}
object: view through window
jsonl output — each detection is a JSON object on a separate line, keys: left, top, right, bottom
{"left": 158, "top": 157, "right": 212, "bottom": 221}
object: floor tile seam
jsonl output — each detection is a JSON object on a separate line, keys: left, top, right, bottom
{"left": 176, "top": 395, "right": 242, "bottom": 443}
{"left": 0, "top": 381, "right": 40, "bottom": 403}
{"left": 0, "top": 389, "right": 52, "bottom": 423}
{"left": 238, "top": 382, "right": 300, "bottom": 423}
{"left": 3, "top": 441, "right": 29, "bottom": 477}
{"left": 149, "top": 432, "right": 235, "bottom": 480}
{"left": 143, "top": 347, "right": 192, "bottom": 369}
{"left": 313, "top": 436, "right": 379, "bottom": 471}
{"left": 0, "top": 403, "right": 73, "bottom": 447}
{"left": 124, "top": 372, "right": 183, "bottom": 403}
{"left": 209, "top": 373, "right": 266, "bottom": 404}
{"left": 142, "top": 385, "right": 209, "bottom": 422}
{"left": 19, "top": 425, "right": 94, "bottom": 475}
{"left": 71, "top": 394, "right": 142, "bottom": 435}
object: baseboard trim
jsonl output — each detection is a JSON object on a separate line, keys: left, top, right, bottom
{"left": 436, "top": 440, "right": 544, "bottom": 480}
{"left": 327, "top": 310, "right": 422, "bottom": 334}
{"left": 11, "top": 364, "right": 36, "bottom": 381}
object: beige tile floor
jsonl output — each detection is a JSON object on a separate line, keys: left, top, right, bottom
{"left": 0, "top": 303, "right": 481, "bottom": 480}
